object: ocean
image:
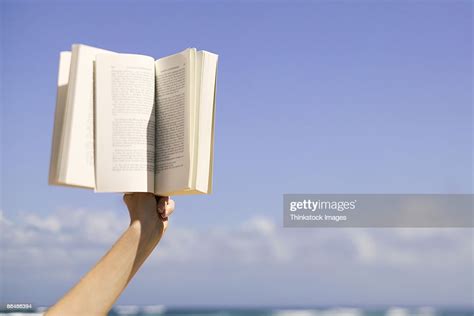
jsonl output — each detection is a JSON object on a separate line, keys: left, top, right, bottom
{"left": 0, "top": 306, "right": 473, "bottom": 316}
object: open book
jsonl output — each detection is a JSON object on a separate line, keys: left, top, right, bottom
{"left": 49, "top": 44, "right": 218, "bottom": 195}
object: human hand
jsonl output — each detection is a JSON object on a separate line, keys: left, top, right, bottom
{"left": 123, "top": 193, "right": 175, "bottom": 232}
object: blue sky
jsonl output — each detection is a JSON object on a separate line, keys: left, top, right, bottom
{"left": 1, "top": 0, "right": 473, "bottom": 308}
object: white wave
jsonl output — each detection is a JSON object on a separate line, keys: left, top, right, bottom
{"left": 273, "top": 308, "right": 363, "bottom": 316}
{"left": 386, "top": 307, "right": 410, "bottom": 316}
{"left": 35, "top": 306, "right": 49, "bottom": 313}
{"left": 321, "top": 308, "right": 364, "bottom": 316}
{"left": 142, "top": 304, "right": 166, "bottom": 314}
{"left": 114, "top": 305, "right": 140, "bottom": 315}
{"left": 273, "top": 309, "right": 319, "bottom": 316}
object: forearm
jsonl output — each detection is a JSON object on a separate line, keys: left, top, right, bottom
{"left": 46, "top": 219, "right": 165, "bottom": 316}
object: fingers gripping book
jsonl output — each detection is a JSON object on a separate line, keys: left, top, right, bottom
{"left": 49, "top": 44, "right": 218, "bottom": 195}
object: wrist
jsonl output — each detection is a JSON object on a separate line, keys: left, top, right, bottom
{"left": 129, "top": 217, "right": 165, "bottom": 239}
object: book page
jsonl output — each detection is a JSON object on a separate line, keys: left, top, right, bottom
{"left": 49, "top": 51, "right": 71, "bottom": 185}
{"left": 95, "top": 54, "right": 156, "bottom": 192}
{"left": 195, "top": 51, "right": 218, "bottom": 193}
{"left": 154, "top": 49, "right": 192, "bottom": 195}
{"left": 59, "top": 44, "right": 114, "bottom": 188}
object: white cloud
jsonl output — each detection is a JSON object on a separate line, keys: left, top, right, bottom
{"left": 350, "top": 230, "right": 377, "bottom": 264}
{"left": 0, "top": 208, "right": 128, "bottom": 276}
{"left": 21, "top": 213, "right": 61, "bottom": 233}
{"left": 0, "top": 208, "right": 472, "bottom": 305}
{"left": 1, "top": 208, "right": 471, "bottom": 269}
